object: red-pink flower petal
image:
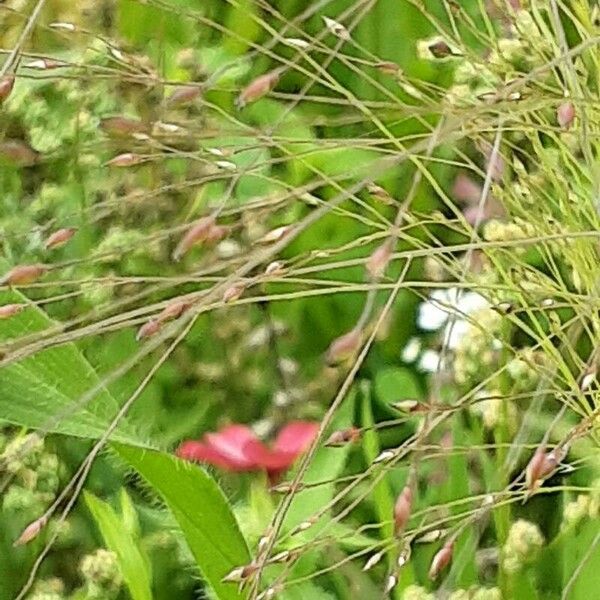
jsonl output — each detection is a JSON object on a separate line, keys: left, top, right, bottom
{"left": 205, "top": 425, "right": 265, "bottom": 470}
{"left": 274, "top": 421, "right": 319, "bottom": 456}
{"left": 176, "top": 441, "right": 239, "bottom": 470}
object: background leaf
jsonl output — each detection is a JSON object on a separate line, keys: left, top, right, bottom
{"left": 85, "top": 491, "right": 153, "bottom": 600}
{"left": 115, "top": 444, "right": 250, "bottom": 600}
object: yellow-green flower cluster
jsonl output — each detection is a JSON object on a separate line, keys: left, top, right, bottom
{"left": 79, "top": 549, "right": 123, "bottom": 600}
{"left": 502, "top": 519, "right": 544, "bottom": 574}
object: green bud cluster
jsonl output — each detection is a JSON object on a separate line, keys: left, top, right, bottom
{"left": 79, "top": 549, "right": 123, "bottom": 600}
{"left": 502, "top": 519, "right": 544, "bottom": 574}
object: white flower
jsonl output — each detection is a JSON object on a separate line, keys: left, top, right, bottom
{"left": 417, "top": 288, "right": 489, "bottom": 350}
{"left": 418, "top": 349, "right": 442, "bottom": 372}
{"left": 401, "top": 337, "right": 421, "bottom": 362}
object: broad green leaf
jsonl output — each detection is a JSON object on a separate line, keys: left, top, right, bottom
{"left": 85, "top": 491, "right": 153, "bottom": 600}
{"left": 374, "top": 366, "right": 422, "bottom": 405}
{"left": 115, "top": 444, "right": 250, "bottom": 600}
{"left": 0, "top": 287, "right": 141, "bottom": 444}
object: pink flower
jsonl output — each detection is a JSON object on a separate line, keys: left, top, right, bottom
{"left": 176, "top": 421, "right": 319, "bottom": 480}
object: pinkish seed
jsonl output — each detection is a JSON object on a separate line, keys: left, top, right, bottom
{"left": 100, "top": 116, "right": 146, "bottom": 137}
{"left": 325, "top": 427, "right": 361, "bottom": 447}
{"left": 557, "top": 101, "right": 576, "bottom": 130}
{"left": 237, "top": 70, "right": 281, "bottom": 109}
{"left": 44, "top": 227, "right": 77, "bottom": 250}
{"left": 0, "top": 303, "right": 25, "bottom": 319}
{"left": 172, "top": 216, "right": 217, "bottom": 261}
{"left": 0, "top": 75, "right": 15, "bottom": 103}
{"left": 167, "top": 85, "right": 202, "bottom": 106}
{"left": 258, "top": 225, "right": 291, "bottom": 244}
{"left": 366, "top": 239, "right": 393, "bottom": 279}
{"left": 325, "top": 328, "right": 362, "bottom": 367}
{"left": 136, "top": 319, "right": 161, "bottom": 341}
{"left": 14, "top": 515, "right": 48, "bottom": 546}
{"left": 158, "top": 300, "right": 191, "bottom": 322}
{"left": 428, "top": 541, "right": 453, "bottom": 579}
{"left": 105, "top": 152, "right": 144, "bottom": 167}
{"left": 394, "top": 485, "right": 413, "bottom": 533}
{"left": 223, "top": 283, "right": 246, "bottom": 303}
{"left": 1, "top": 264, "right": 47, "bottom": 286}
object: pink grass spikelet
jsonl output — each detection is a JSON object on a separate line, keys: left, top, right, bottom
{"left": 237, "top": 70, "right": 281, "bottom": 109}
{"left": 557, "top": 101, "right": 575, "bottom": 130}
{"left": 44, "top": 227, "right": 77, "bottom": 250}
{"left": 258, "top": 225, "right": 291, "bottom": 245}
{"left": 366, "top": 240, "right": 393, "bottom": 280}
{"left": 0, "top": 303, "right": 26, "bottom": 319}
{"left": 0, "top": 75, "right": 15, "bottom": 103}
{"left": 14, "top": 515, "right": 48, "bottom": 546}
{"left": 428, "top": 540, "right": 453, "bottom": 580}
{"left": 393, "top": 485, "right": 413, "bottom": 534}
{"left": 167, "top": 85, "right": 201, "bottom": 106}
{"left": 104, "top": 152, "right": 144, "bottom": 168}
{"left": 325, "top": 327, "right": 362, "bottom": 367}
{"left": 100, "top": 116, "right": 146, "bottom": 137}
{"left": 158, "top": 300, "right": 191, "bottom": 322}
{"left": 172, "top": 216, "right": 216, "bottom": 261}
{"left": 223, "top": 283, "right": 246, "bottom": 304}
{"left": 325, "top": 427, "right": 361, "bottom": 447}
{"left": 136, "top": 319, "right": 161, "bottom": 341}
{"left": 1, "top": 264, "right": 47, "bottom": 286}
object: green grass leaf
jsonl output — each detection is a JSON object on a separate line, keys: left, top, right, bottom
{"left": 0, "top": 287, "right": 142, "bottom": 444}
{"left": 115, "top": 444, "right": 250, "bottom": 600}
{"left": 84, "top": 491, "right": 153, "bottom": 600}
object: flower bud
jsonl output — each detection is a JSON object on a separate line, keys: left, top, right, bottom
{"left": 0, "top": 75, "right": 15, "bottom": 103}
{"left": 1, "top": 264, "right": 47, "bottom": 286}
{"left": 44, "top": 227, "right": 77, "bottom": 250}
{"left": 325, "top": 328, "right": 362, "bottom": 366}
{"left": 14, "top": 515, "right": 48, "bottom": 546}
{"left": 104, "top": 152, "right": 144, "bottom": 167}
{"left": 172, "top": 216, "right": 217, "bottom": 260}
{"left": 136, "top": 319, "right": 161, "bottom": 341}
{"left": 394, "top": 485, "right": 413, "bottom": 534}
{"left": 557, "top": 101, "right": 575, "bottom": 130}
{"left": 325, "top": 427, "right": 361, "bottom": 447}
{"left": 0, "top": 303, "right": 25, "bottom": 319}
{"left": 428, "top": 540, "right": 453, "bottom": 579}
{"left": 167, "top": 85, "right": 201, "bottom": 106}
{"left": 366, "top": 240, "right": 393, "bottom": 279}
{"left": 236, "top": 70, "right": 281, "bottom": 108}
